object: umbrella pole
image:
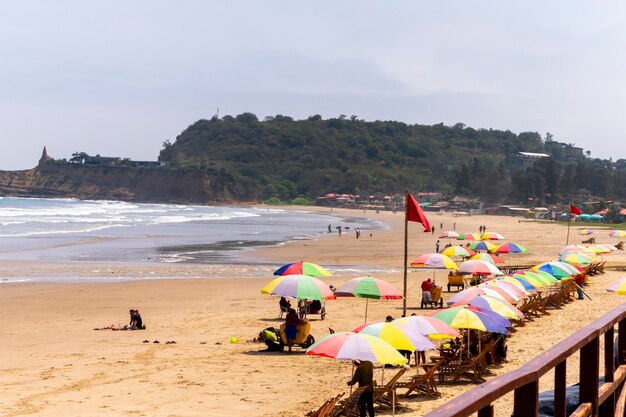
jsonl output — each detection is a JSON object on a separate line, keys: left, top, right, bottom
{"left": 365, "top": 298, "right": 369, "bottom": 323}
{"left": 415, "top": 351, "right": 419, "bottom": 377}
{"left": 349, "top": 362, "right": 354, "bottom": 396}
{"left": 382, "top": 366, "right": 385, "bottom": 385}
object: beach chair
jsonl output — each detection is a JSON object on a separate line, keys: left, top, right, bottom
{"left": 372, "top": 367, "right": 406, "bottom": 408}
{"left": 279, "top": 322, "right": 315, "bottom": 349}
{"left": 307, "top": 393, "right": 344, "bottom": 417}
{"left": 421, "top": 286, "right": 444, "bottom": 309}
{"left": 396, "top": 357, "right": 445, "bottom": 397}
{"left": 332, "top": 386, "right": 367, "bottom": 417}
{"left": 447, "top": 273, "right": 465, "bottom": 292}
{"left": 581, "top": 236, "right": 595, "bottom": 244}
{"left": 616, "top": 241, "right": 624, "bottom": 250}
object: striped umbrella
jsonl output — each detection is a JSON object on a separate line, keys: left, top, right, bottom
{"left": 501, "top": 275, "right": 537, "bottom": 291}
{"left": 494, "top": 242, "right": 527, "bottom": 254}
{"left": 353, "top": 322, "right": 436, "bottom": 352}
{"left": 431, "top": 306, "right": 509, "bottom": 333}
{"left": 609, "top": 230, "right": 626, "bottom": 238}
{"left": 334, "top": 276, "right": 403, "bottom": 323}
{"left": 457, "top": 233, "right": 481, "bottom": 241}
{"left": 478, "top": 282, "right": 521, "bottom": 303}
{"left": 578, "top": 228, "right": 594, "bottom": 235}
{"left": 411, "top": 253, "right": 458, "bottom": 270}
{"left": 306, "top": 332, "right": 408, "bottom": 365}
{"left": 392, "top": 315, "right": 460, "bottom": 340}
{"left": 508, "top": 272, "right": 547, "bottom": 288}
{"left": 469, "top": 241, "right": 497, "bottom": 252}
{"left": 483, "top": 280, "right": 528, "bottom": 299}
{"left": 261, "top": 275, "right": 336, "bottom": 300}
{"left": 607, "top": 278, "right": 626, "bottom": 295}
{"left": 439, "top": 231, "right": 460, "bottom": 239}
{"left": 458, "top": 260, "right": 504, "bottom": 276}
{"left": 559, "top": 244, "right": 596, "bottom": 257}
{"left": 440, "top": 246, "right": 475, "bottom": 258}
{"left": 469, "top": 253, "right": 505, "bottom": 265}
{"left": 273, "top": 261, "right": 331, "bottom": 277}
{"left": 560, "top": 253, "right": 596, "bottom": 266}
{"left": 532, "top": 261, "right": 581, "bottom": 279}
{"left": 481, "top": 232, "right": 506, "bottom": 241}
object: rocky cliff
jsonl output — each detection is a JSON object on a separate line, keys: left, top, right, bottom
{"left": 0, "top": 150, "right": 238, "bottom": 204}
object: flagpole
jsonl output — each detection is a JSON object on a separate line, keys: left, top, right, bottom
{"left": 403, "top": 202, "right": 408, "bottom": 317}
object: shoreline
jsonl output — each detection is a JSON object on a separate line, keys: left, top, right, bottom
{"left": 2, "top": 208, "right": 626, "bottom": 416}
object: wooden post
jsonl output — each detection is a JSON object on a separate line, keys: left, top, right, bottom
{"left": 477, "top": 405, "right": 494, "bottom": 417}
{"left": 579, "top": 337, "right": 599, "bottom": 416}
{"left": 554, "top": 360, "right": 566, "bottom": 417}
{"left": 514, "top": 380, "right": 539, "bottom": 416}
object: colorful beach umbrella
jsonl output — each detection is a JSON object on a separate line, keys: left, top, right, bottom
{"left": 392, "top": 316, "right": 460, "bottom": 340}
{"left": 440, "top": 246, "right": 475, "bottom": 258}
{"left": 560, "top": 253, "right": 596, "bottom": 266}
{"left": 465, "top": 305, "right": 512, "bottom": 329}
{"left": 353, "top": 322, "right": 436, "bottom": 352}
{"left": 261, "top": 275, "right": 336, "bottom": 300}
{"left": 481, "top": 232, "right": 506, "bottom": 241}
{"left": 469, "top": 253, "right": 505, "bottom": 265}
{"left": 458, "top": 260, "right": 504, "bottom": 276}
{"left": 532, "top": 261, "right": 581, "bottom": 279}
{"left": 607, "top": 278, "right": 626, "bottom": 295}
{"left": 578, "top": 228, "right": 594, "bottom": 235}
{"left": 508, "top": 272, "right": 546, "bottom": 288}
{"left": 411, "top": 253, "right": 458, "bottom": 270}
{"left": 431, "top": 306, "right": 509, "bottom": 333}
{"left": 483, "top": 280, "right": 527, "bottom": 299}
{"left": 457, "top": 233, "right": 481, "bottom": 241}
{"left": 494, "top": 242, "right": 528, "bottom": 254}
{"left": 559, "top": 244, "right": 596, "bottom": 257}
{"left": 273, "top": 261, "right": 331, "bottom": 277}
{"left": 439, "top": 231, "right": 460, "bottom": 239}
{"left": 469, "top": 241, "right": 497, "bottom": 252}
{"left": 334, "top": 276, "right": 402, "bottom": 323}
{"left": 609, "top": 230, "right": 626, "bottom": 238}
{"left": 478, "top": 283, "right": 520, "bottom": 303}
{"left": 502, "top": 275, "right": 537, "bottom": 291}
{"left": 305, "top": 332, "right": 408, "bottom": 365}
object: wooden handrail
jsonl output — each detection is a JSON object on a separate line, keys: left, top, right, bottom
{"left": 424, "top": 303, "right": 626, "bottom": 417}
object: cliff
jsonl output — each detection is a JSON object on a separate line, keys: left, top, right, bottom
{"left": 0, "top": 158, "right": 239, "bottom": 204}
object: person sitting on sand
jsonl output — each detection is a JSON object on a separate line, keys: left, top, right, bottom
{"left": 127, "top": 309, "right": 145, "bottom": 330}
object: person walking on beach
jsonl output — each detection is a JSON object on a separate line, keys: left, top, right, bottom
{"left": 431, "top": 225, "right": 435, "bottom": 235}
{"left": 355, "top": 227, "right": 361, "bottom": 239}
{"left": 347, "top": 360, "right": 374, "bottom": 417}
{"left": 337, "top": 226, "right": 342, "bottom": 236}
{"left": 328, "top": 224, "right": 332, "bottom": 233}
{"left": 435, "top": 240, "right": 440, "bottom": 253}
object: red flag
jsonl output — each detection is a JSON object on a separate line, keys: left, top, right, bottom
{"left": 570, "top": 204, "right": 582, "bottom": 215}
{"left": 406, "top": 192, "right": 431, "bottom": 232}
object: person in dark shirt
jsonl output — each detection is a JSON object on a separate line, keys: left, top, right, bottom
{"left": 347, "top": 360, "right": 374, "bottom": 417}
{"left": 127, "top": 309, "right": 144, "bottom": 330}
{"left": 284, "top": 308, "right": 301, "bottom": 352}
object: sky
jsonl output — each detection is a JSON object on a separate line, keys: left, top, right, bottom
{"left": 2, "top": 1, "right": 626, "bottom": 170}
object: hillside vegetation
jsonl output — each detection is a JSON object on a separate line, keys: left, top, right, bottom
{"left": 159, "top": 113, "right": 626, "bottom": 205}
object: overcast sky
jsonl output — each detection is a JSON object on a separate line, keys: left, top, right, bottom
{"left": 2, "top": 1, "right": 626, "bottom": 170}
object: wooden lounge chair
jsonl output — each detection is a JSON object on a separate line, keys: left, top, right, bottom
{"left": 616, "top": 241, "right": 624, "bottom": 250}
{"left": 396, "top": 357, "right": 445, "bottom": 397}
{"left": 581, "top": 236, "right": 595, "bottom": 244}
{"left": 333, "top": 386, "right": 367, "bottom": 417}
{"left": 307, "top": 393, "right": 344, "bottom": 417}
{"left": 372, "top": 367, "right": 406, "bottom": 408}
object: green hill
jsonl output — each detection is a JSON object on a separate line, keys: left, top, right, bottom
{"left": 158, "top": 113, "right": 626, "bottom": 205}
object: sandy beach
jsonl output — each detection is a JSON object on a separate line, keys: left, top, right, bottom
{"left": 2, "top": 208, "right": 626, "bottom": 417}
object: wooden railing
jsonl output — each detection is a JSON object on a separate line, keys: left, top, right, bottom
{"left": 425, "top": 303, "right": 626, "bottom": 417}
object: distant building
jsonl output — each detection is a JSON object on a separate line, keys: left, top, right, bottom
{"left": 518, "top": 152, "right": 549, "bottom": 169}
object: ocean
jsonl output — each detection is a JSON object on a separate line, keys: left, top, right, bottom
{"left": 0, "top": 197, "right": 388, "bottom": 282}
